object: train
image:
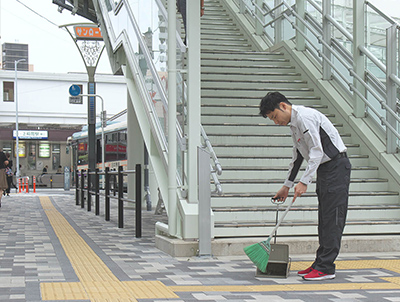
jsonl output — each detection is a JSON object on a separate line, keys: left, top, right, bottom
{"left": 67, "top": 121, "right": 128, "bottom": 177}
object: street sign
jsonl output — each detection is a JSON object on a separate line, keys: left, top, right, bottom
{"left": 74, "top": 26, "right": 103, "bottom": 40}
{"left": 69, "top": 84, "right": 81, "bottom": 96}
{"left": 69, "top": 96, "right": 83, "bottom": 104}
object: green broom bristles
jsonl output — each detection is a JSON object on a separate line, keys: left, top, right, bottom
{"left": 244, "top": 238, "right": 272, "bottom": 273}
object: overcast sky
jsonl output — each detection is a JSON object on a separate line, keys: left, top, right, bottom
{"left": 0, "top": 0, "right": 399, "bottom": 74}
{"left": 0, "top": 0, "right": 112, "bottom": 74}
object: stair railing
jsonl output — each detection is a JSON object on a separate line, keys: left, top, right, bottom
{"left": 98, "top": 0, "right": 223, "bottom": 198}
{"left": 156, "top": 0, "right": 223, "bottom": 195}
{"left": 234, "top": 0, "right": 400, "bottom": 153}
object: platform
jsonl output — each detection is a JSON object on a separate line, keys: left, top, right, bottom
{"left": 1, "top": 189, "right": 400, "bottom": 301}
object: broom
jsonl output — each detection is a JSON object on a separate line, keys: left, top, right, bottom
{"left": 244, "top": 199, "right": 294, "bottom": 273}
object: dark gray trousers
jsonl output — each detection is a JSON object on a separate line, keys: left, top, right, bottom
{"left": 312, "top": 155, "right": 351, "bottom": 274}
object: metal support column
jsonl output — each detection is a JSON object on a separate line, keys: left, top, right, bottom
{"left": 198, "top": 147, "right": 212, "bottom": 257}
{"left": 296, "top": 0, "right": 306, "bottom": 51}
{"left": 87, "top": 168, "right": 91, "bottom": 212}
{"left": 87, "top": 69, "right": 96, "bottom": 173}
{"left": 167, "top": 0, "right": 178, "bottom": 236}
{"left": 353, "top": 0, "right": 366, "bottom": 117}
{"left": 322, "top": 0, "right": 332, "bottom": 80}
{"left": 187, "top": 0, "right": 202, "bottom": 205}
{"left": 118, "top": 165, "right": 124, "bottom": 228}
{"left": 255, "top": 0, "right": 264, "bottom": 36}
{"left": 274, "top": 0, "right": 283, "bottom": 43}
{"left": 386, "top": 25, "right": 398, "bottom": 154}
{"left": 135, "top": 164, "right": 142, "bottom": 238}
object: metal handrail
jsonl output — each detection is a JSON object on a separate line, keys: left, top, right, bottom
{"left": 156, "top": 0, "right": 224, "bottom": 194}
{"left": 99, "top": 0, "right": 223, "bottom": 196}
{"left": 236, "top": 0, "right": 400, "bottom": 152}
{"left": 286, "top": 0, "right": 400, "bottom": 139}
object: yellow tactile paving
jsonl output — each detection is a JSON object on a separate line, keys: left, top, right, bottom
{"left": 40, "top": 282, "right": 88, "bottom": 300}
{"left": 39, "top": 196, "right": 400, "bottom": 301}
{"left": 39, "top": 196, "right": 179, "bottom": 301}
{"left": 123, "top": 281, "right": 179, "bottom": 299}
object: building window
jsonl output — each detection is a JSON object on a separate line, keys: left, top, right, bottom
{"left": 3, "top": 81, "right": 14, "bottom": 102}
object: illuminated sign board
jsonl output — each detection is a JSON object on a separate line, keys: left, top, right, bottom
{"left": 14, "top": 142, "right": 26, "bottom": 158}
{"left": 39, "top": 143, "right": 51, "bottom": 158}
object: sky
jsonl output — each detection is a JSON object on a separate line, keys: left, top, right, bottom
{"left": 0, "top": 0, "right": 112, "bottom": 74}
{"left": 0, "top": 0, "right": 399, "bottom": 74}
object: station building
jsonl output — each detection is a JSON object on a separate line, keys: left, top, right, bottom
{"left": 0, "top": 69, "right": 127, "bottom": 178}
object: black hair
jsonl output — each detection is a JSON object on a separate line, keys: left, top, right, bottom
{"left": 259, "top": 92, "right": 292, "bottom": 118}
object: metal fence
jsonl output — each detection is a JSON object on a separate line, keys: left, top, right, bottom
{"left": 75, "top": 164, "right": 142, "bottom": 238}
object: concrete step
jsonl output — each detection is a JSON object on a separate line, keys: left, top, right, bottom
{"left": 201, "top": 58, "right": 292, "bottom": 67}
{"left": 201, "top": 98, "right": 323, "bottom": 108}
{"left": 202, "top": 123, "right": 345, "bottom": 135}
{"left": 205, "top": 132, "right": 352, "bottom": 145}
{"left": 201, "top": 109, "right": 335, "bottom": 122}
{"left": 201, "top": 44, "right": 254, "bottom": 51}
{"left": 201, "top": 65, "right": 297, "bottom": 74}
{"left": 201, "top": 71, "right": 303, "bottom": 81}
{"left": 211, "top": 191, "right": 399, "bottom": 207}
{"left": 213, "top": 204, "right": 400, "bottom": 223}
{"left": 201, "top": 79, "right": 310, "bottom": 90}
{"left": 217, "top": 154, "right": 370, "bottom": 167}
{"left": 219, "top": 165, "right": 378, "bottom": 179}
{"left": 213, "top": 219, "right": 400, "bottom": 237}
{"left": 212, "top": 142, "right": 356, "bottom": 156}
{"left": 201, "top": 88, "right": 316, "bottom": 98}
{"left": 201, "top": 50, "right": 286, "bottom": 60}
{"left": 218, "top": 178, "right": 389, "bottom": 193}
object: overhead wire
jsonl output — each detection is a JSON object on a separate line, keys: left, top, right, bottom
{"left": 14, "top": 0, "right": 67, "bottom": 31}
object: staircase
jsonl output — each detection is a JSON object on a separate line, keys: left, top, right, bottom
{"left": 200, "top": 0, "right": 400, "bottom": 238}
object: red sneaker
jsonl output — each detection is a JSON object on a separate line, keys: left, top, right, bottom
{"left": 297, "top": 266, "right": 313, "bottom": 277}
{"left": 303, "top": 269, "right": 335, "bottom": 281}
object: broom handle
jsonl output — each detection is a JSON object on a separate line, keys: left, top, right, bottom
{"left": 267, "top": 199, "right": 294, "bottom": 240}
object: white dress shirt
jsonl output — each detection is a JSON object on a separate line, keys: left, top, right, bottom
{"left": 284, "top": 105, "right": 347, "bottom": 188}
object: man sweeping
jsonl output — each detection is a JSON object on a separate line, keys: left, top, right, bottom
{"left": 259, "top": 92, "right": 351, "bottom": 281}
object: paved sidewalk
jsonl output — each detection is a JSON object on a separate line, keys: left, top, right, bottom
{"left": 1, "top": 191, "right": 400, "bottom": 301}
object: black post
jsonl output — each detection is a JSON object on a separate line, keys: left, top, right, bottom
{"left": 118, "top": 165, "right": 124, "bottom": 228}
{"left": 81, "top": 169, "right": 85, "bottom": 209}
{"left": 113, "top": 173, "right": 117, "bottom": 196}
{"left": 105, "top": 167, "right": 110, "bottom": 221}
{"left": 76, "top": 169, "right": 79, "bottom": 206}
{"left": 95, "top": 168, "right": 100, "bottom": 215}
{"left": 87, "top": 169, "right": 91, "bottom": 212}
{"left": 135, "top": 164, "right": 142, "bottom": 238}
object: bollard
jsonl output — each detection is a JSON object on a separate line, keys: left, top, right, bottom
{"left": 33, "top": 176, "right": 36, "bottom": 193}
{"left": 18, "top": 178, "right": 21, "bottom": 193}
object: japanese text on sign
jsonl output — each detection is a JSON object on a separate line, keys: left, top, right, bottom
{"left": 74, "top": 26, "right": 103, "bottom": 40}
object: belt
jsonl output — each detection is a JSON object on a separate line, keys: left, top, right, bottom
{"left": 333, "top": 152, "right": 347, "bottom": 160}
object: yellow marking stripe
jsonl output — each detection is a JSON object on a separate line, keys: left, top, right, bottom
{"left": 39, "top": 197, "right": 178, "bottom": 301}
{"left": 39, "top": 196, "right": 400, "bottom": 300}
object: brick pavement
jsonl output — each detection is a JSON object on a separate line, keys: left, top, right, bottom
{"left": 0, "top": 190, "right": 400, "bottom": 301}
